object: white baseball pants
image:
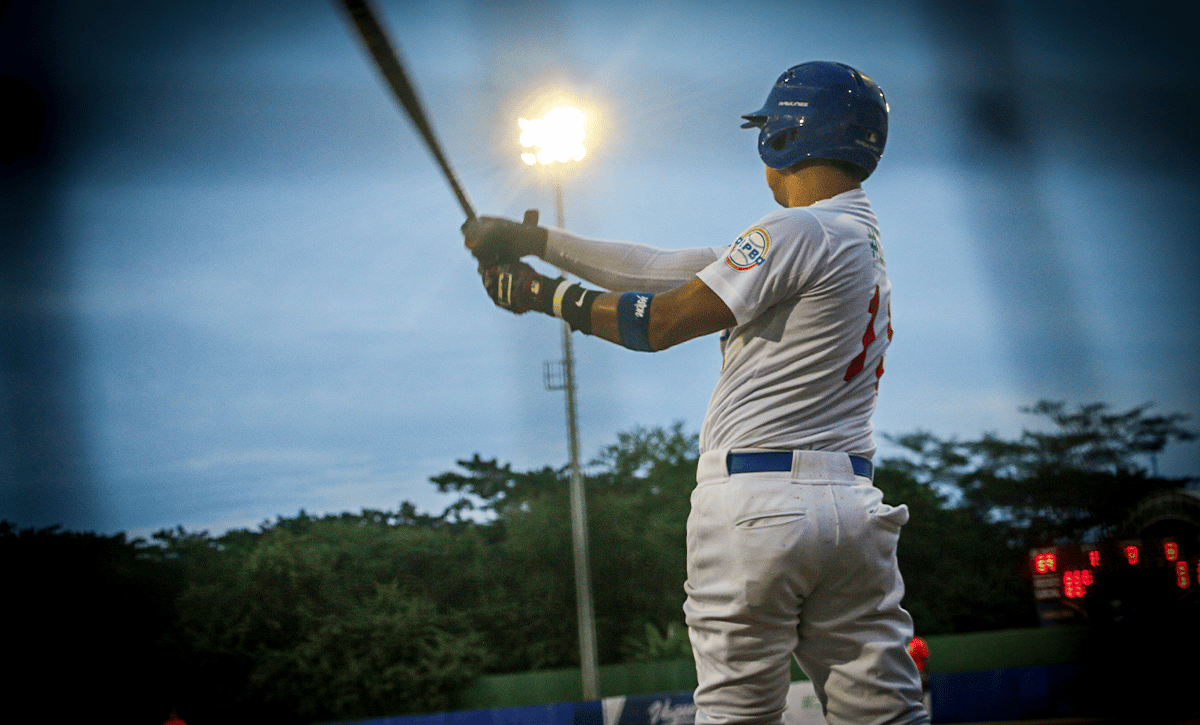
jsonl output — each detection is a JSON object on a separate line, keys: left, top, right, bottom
{"left": 684, "top": 449, "right": 930, "bottom": 725}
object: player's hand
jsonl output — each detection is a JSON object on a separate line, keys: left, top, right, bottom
{"left": 462, "top": 211, "right": 548, "bottom": 266}
{"left": 481, "top": 261, "right": 556, "bottom": 315}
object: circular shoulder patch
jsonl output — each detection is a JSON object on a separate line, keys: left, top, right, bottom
{"left": 725, "top": 227, "right": 771, "bottom": 271}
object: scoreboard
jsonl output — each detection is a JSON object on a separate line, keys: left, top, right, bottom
{"left": 1029, "top": 535, "right": 1199, "bottom": 625}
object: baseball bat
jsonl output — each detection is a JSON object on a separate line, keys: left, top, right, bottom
{"left": 338, "top": 0, "right": 476, "bottom": 221}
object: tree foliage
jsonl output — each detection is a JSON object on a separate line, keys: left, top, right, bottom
{"left": 878, "top": 400, "right": 1195, "bottom": 635}
{"left": 4, "top": 404, "right": 1194, "bottom": 722}
{"left": 886, "top": 401, "right": 1195, "bottom": 549}
{"left": 158, "top": 515, "right": 491, "bottom": 723}
{"left": 1, "top": 523, "right": 185, "bottom": 724}
{"left": 428, "top": 422, "right": 697, "bottom": 672}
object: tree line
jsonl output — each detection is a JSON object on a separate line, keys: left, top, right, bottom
{"left": 3, "top": 402, "right": 1195, "bottom": 724}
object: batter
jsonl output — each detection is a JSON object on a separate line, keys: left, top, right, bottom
{"left": 463, "top": 61, "right": 928, "bottom": 725}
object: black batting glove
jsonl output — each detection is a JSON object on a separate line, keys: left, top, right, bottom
{"left": 462, "top": 210, "right": 548, "bottom": 266}
{"left": 482, "top": 261, "right": 559, "bottom": 316}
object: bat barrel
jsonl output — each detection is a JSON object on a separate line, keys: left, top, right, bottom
{"left": 340, "top": 0, "right": 476, "bottom": 221}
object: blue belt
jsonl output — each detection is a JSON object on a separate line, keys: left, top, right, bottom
{"left": 726, "top": 451, "right": 873, "bottom": 480}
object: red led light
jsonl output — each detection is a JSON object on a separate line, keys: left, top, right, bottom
{"left": 1176, "top": 561, "right": 1190, "bottom": 589}
{"left": 1063, "top": 570, "right": 1090, "bottom": 598}
{"left": 1124, "top": 545, "right": 1139, "bottom": 565}
{"left": 1088, "top": 550, "right": 1100, "bottom": 567}
{"left": 1164, "top": 542, "right": 1179, "bottom": 562}
{"left": 1034, "top": 552, "right": 1056, "bottom": 573}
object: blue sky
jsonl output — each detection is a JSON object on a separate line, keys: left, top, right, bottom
{"left": 3, "top": 0, "right": 1197, "bottom": 538}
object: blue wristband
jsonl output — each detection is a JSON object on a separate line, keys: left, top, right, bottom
{"left": 616, "top": 291, "right": 655, "bottom": 352}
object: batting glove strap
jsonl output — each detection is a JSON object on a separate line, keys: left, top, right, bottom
{"left": 484, "top": 263, "right": 557, "bottom": 315}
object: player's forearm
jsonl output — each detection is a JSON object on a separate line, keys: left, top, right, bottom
{"left": 588, "top": 278, "right": 735, "bottom": 351}
{"left": 480, "top": 264, "right": 734, "bottom": 352}
{"left": 586, "top": 293, "right": 695, "bottom": 351}
{"left": 543, "top": 228, "right": 722, "bottom": 294}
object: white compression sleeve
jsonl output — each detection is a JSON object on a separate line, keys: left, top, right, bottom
{"left": 543, "top": 227, "right": 725, "bottom": 293}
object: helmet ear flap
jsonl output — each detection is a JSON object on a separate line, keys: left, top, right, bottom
{"left": 761, "top": 126, "right": 806, "bottom": 169}
{"left": 769, "top": 129, "right": 796, "bottom": 152}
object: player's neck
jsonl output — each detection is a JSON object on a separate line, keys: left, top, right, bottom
{"left": 771, "top": 163, "right": 862, "bottom": 207}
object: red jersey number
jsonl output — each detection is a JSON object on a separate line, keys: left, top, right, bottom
{"left": 844, "top": 285, "right": 891, "bottom": 383}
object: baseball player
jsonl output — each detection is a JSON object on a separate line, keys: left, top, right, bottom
{"left": 463, "top": 61, "right": 928, "bottom": 725}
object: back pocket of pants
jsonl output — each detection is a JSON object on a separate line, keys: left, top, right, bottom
{"left": 725, "top": 480, "right": 809, "bottom": 529}
{"left": 734, "top": 510, "right": 806, "bottom": 529}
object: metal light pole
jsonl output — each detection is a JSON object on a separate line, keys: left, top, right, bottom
{"left": 520, "top": 107, "right": 600, "bottom": 701}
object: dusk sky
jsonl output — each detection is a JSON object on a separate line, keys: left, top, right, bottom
{"left": 3, "top": 0, "right": 1197, "bottom": 539}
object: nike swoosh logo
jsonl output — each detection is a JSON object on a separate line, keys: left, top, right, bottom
{"left": 574, "top": 294, "right": 586, "bottom": 307}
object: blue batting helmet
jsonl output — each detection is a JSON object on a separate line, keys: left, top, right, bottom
{"left": 741, "top": 61, "right": 888, "bottom": 176}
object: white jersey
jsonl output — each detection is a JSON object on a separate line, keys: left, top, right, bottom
{"left": 696, "top": 188, "right": 890, "bottom": 457}
{"left": 542, "top": 188, "right": 890, "bottom": 459}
